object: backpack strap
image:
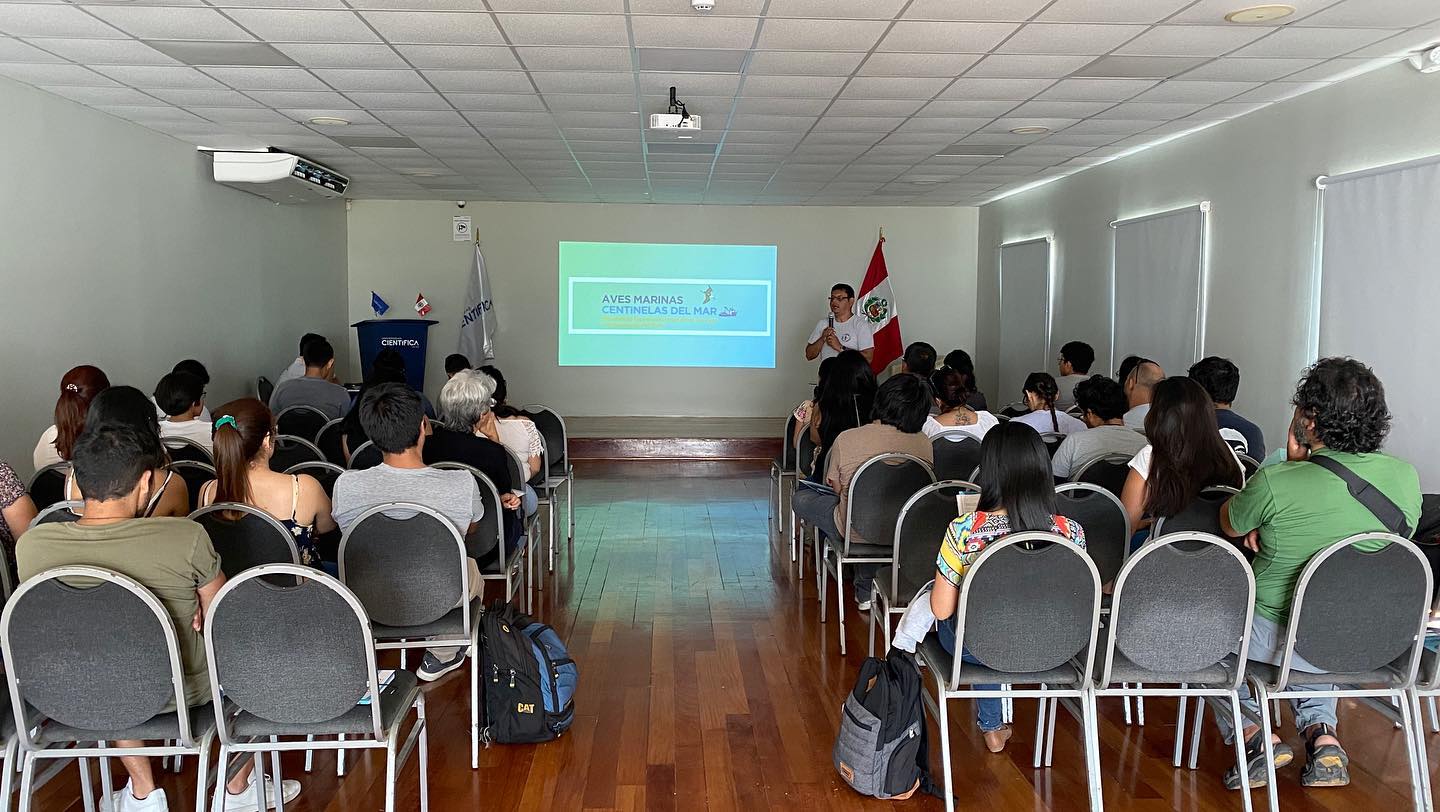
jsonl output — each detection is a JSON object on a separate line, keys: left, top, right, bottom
{"left": 1308, "top": 455, "right": 1413, "bottom": 537}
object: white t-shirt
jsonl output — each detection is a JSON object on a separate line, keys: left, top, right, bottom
{"left": 33, "top": 425, "right": 61, "bottom": 472}
{"left": 807, "top": 314, "right": 875, "bottom": 361}
{"left": 497, "top": 417, "right": 545, "bottom": 480}
{"left": 1128, "top": 443, "right": 1245, "bottom": 481}
{"left": 1012, "top": 409, "right": 1087, "bottom": 436}
{"left": 276, "top": 356, "right": 306, "bottom": 388}
{"left": 923, "top": 411, "right": 999, "bottom": 441}
{"left": 160, "top": 419, "right": 215, "bottom": 453}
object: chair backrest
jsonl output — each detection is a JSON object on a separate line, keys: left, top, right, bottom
{"left": 1237, "top": 453, "right": 1260, "bottom": 481}
{"left": 777, "top": 413, "right": 799, "bottom": 469}
{"left": 1055, "top": 482, "right": 1132, "bottom": 586}
{"left": 29, "top": 500, "right": 83, "bottom": 529}
{"left": 314, "top": 418, "right": 346, "bottom": 466}
{"left": 429, "top": 462, "right": 504, "bottom": 564}
{"left": 1102, "top": 533, "right": 1254, "bottom": 687}
{"left": 269, "top": 435, "right": 325, "bottom": 473}
{"left": 283, "top": 461, "right": 344, "bottom": 498}
{"left": 1, "top": 566, "right": 193, "bottom": 746}
{"left": 189, "top": 503, "right": 301, "bottom": 579}
{"left": 1039, "top": 432, "right": 1066, "bottom": 458}
{"left": 1151, "top": 485, "right": 1240, "bottom": 541}
{"left": 28, "top": 463, "right": 71, "bottom": 511}
{"left": 338, "top": 503, "right": 469, "bottom": 628}
{"left": 1282, "top": 533, "right": 1431, "bottom": 683}
{"left": 275, "top": 405, "right": 330, "bottom": 442}
{"left": 166, "top": 460, "right": 215, "bottom": 512}
{"left": 501, "top": 448, "right": 528, "bottom": 498}
{"left": 162, "top": 436, "right": 213, "bottom": 466}
{"left": 205, "top": 565, "right": 382, "bottom": 741}
{"left": 522, "top": 404, "right": 568, "bottom": 472}
{"left": 796, "top": 430, "right": 818, "bottom": 479}
{"left": 1071, "top": 454, "right": 1133, "bottom": 498}
{"left": 889, "top": 481, "right": 977, "bottom": 606}
{"left": 1220, "top": 428, "right": 1249, "bottom": 456}
{"left": 929, "top": 431, "right": 983, "bottom": 482}
{"left": 842, "top": 454, "right": 934, "bottom": 553}
{"left": 952, "top": 533, "right": 1100, "bottom": 684}
{"left": 348, "top": 441, "right": 382, "bottom": 471}
{"left": 257, "top": 376, "right": 274, "bottom": 404}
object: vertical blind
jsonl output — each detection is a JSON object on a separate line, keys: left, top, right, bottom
{"left": 1111, "top": 205, "right": 1207, "bottom": 379}
{"left": 1318, "top": 156, "right": 1440, "bottom": 488}
{"left": 997, "top": 238, "right": 1051, "bottom": 408}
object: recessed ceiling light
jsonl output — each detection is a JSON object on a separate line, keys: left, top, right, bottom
{"left": 676, "top": 134, "right": 694, "bottom": 139}
{"left": 1009, "top": 126, "right": 1050, "bottom": 135}
{"left": 308, "top": 116, "right": 350, "bottom": 127}
{"left": 1225, "top": 4, "right": 1296, "bottom": 23}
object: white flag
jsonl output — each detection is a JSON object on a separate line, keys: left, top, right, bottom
{"left": 457, "top": 243, "right": 497, "bottom": 362}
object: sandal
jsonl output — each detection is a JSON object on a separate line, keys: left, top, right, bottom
{"left": 1300, "top": 724, "right": 1350, "bottom": 788}
{"left": 1224, "top": 730, "right": 1293, "bottom": 790}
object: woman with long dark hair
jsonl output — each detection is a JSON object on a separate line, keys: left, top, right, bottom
{"left": 806, "top": 349, "right": 876, "bottom": 478}
{"left": 478, "top": 364, "right": 546, "bottom": 483}
{"left": 199, "top": 398, "right": 336, "bottom": 570}
{"left": 1120, "top": 376, "right": 1243, "bottom": 531}
{"left": 923, "top": 367, "right": 998, "bottom": 441}
{"left": 929, "top": 421, "right": 1087, "bottom": 752}
{"left": 944, "top": 349, "right": 988, "bottom": 411}
{"left": 70, "top": 386, "right": 190, "bottom": 517}
{"left": 33, "top": 365, "right": 110, "bottom": 471}
{"left": 1013, "top": 372, "right": 1086, "bottom": 436}
{"left": 792, "top": 356, "right": 834, "bottom": 448}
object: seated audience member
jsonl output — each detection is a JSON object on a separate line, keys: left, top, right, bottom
{"left": 792, "top": 357, "right": 834, "bottom": 449}
{"left": 198, "top": 399, "right": 337, "bottom": 571}
{"left": 0, "top": 461, "right": 38, "bottom": 575}
{"left": 1012, "top": 373, "right": 1086, "bottom": 436}
{"left": 331, "top": 383, "right": 484, "bottom": 682}
{"left": 445, "top": 353, "right": 472, "bottom": 379}
{"left": 923, "top": 367, "right": 999, "bottom": 441}
{"left": 340, "top": 358, "right": 407, "bottom": 460}
{"left": 1055, "top": 341, "right": 1095, "bottom": 410}
{"left": 268, "top": 338, "right": 352, "bottom": 420}
{"left": 1051, "top": 376, "right": 1148, "bottom": 479}
{"left": 805, "top": 283, "right": 875, "bottom": 363}
{"left": 1123, "top": 359, "right": 1164, "bottom": 430}
{"left": 427, "top": 369, "right": 528, "bottom": 544}
{"left": 1214, "top": 358, "right": 1420, "bottom": 791}
{"left": 791, "top": 373, "right": 932, "bottom": 607}
{"left": 154, "top": 371, "right": 213, "bottom": 453}
{"left": 1189, "top": 356, "right": 1266, "bottom": 458}
{"left": 900, "top": 341, "right": 937, "bottom": 379}
{"left": 74, "top": 387, "right": 190, "bottom": 518}
{"left": 34, "top": 365, "right": 110, "bottom": 471}
{"left": 19, "top": 425, "right": 298, "bottom": 811}
{"left": 276, "top": 332, "right": 324, "bottom": 387}
{"left": 153, "top": 360, "right": 213, "bottom": 423}
{"left": 804, "top": 350, "right": 877, "bottom": 479}
{"left": 944, "top": 349, "right": 988, "bottom": 411}
{"left": 1120, "top": 377, "right": 1243, "bottom": 533}
{"left": 929, "top": 421, "right": 1087, "bottom": 753}
{"left": 479, "top": 365, "right": 547, "bottom": 486}
{"left": 1115, "top": 355, "right": 1144, "bottom": 387}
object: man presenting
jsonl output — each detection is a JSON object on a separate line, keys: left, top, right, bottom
{"left": 805, "top": 283, "right": 874, "bottom": 363}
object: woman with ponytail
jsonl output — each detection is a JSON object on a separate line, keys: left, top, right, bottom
{"left": 71, "top": 386, "right": 191, "bottom": 517}
{"left": 33, "top": 365, "right": 110, "bottom": 471}
{"left": 199, "top": 398, "right": 337, "bottom": 570}
{"left": 1013, "top": 372, "right": 1086, "bottom": 436}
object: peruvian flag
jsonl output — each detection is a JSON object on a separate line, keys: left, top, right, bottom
{"left": 414, "top": 292, "right": 431, "bottom": 317}
{"left": 858, "top": 236, "right": 902, "bottom": 374}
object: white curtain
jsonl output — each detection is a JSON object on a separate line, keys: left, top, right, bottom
{"left": 1319, "top": 157, "right": 1440, "bottom": 488}
{"left": 998, "top": 239, "right": 1051, "bottom": 408}
{"left": 1111, "top": 206, "right": 1206, "bottom": 379}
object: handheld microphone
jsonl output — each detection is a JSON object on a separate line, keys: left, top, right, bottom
{"left": 828, "top": 314, "right": 835, "bottom": 330}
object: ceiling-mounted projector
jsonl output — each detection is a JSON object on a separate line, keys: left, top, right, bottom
{"left": 1409, "top": 45, "right": 1440, "bottom": 74}
{"left": 208, "top": 150, "right": 348, "bottom": 204}
{"left": 649, "top": 86, "right": 701, "bottom": 134}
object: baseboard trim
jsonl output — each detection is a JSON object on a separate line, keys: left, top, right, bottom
{"left": 570, "top": 437, "right": 781, "bottom": 460}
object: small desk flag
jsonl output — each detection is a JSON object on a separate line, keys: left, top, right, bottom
{"left": 370, "top": 291, "right": 390, "bottom": 317}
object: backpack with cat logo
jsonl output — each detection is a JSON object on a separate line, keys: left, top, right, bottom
{"left": 833, "top": 648, "right": 944, "bottom": 801}
{"left": 478, "top": 600, "right": 577, "bottom": 744}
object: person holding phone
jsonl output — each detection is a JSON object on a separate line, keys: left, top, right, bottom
{"left": 805, "top": 283, "right": 874, "bottom": 363}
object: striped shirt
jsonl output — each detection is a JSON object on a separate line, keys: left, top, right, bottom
{"left": 936, "top": 510, "right": 1086, "bottom": 586}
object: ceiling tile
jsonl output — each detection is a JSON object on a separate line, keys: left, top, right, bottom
{"left": 1348, "top": 26, "right": 1440, "bottom": 58}
{"left": 857, "top": 52, "right": 981, "bottom": 77}
{"left": 494, "top": 13, "right": 628, "bottom": 47}
{"left": 143, "top": 41, "right": 298, "bottom": 67}
{"left": 487, "top": 0, "right": 624, "bottom": 9}
{"left": 514, "top": 45, "right": 629, "bottom": 71}
{"left": 878, "top": 21, "right": 1017, "bottom": 53}
{"left": 840, "top": 76, "right": 949, "bottom": 98}
{"left": 1035, "top": 0, "right": 1193, "bottom": 23}
{"left": 728, "top": 113, "right": 815, "bottom": 130}
{"left": 1094, "top": 101, "right": 1208, "bottom": 119}
{"left": 396, "top": 44, "right": 519, "bottom": 69}
{"left": 0, "top": 37, "right": 68, "bottom": 62}
{"left": 1167, "top": 0, "right": 1342, "bottom": 25}
{"left": 997, "top": 23, "right": 1146, "bottom": 55}
{"left": 1229, "top": 27, "right": 1400, "bottom": 58}
{"left": 918, "top": 99, "right": 1017, "bottom": 116}
{"left": 347, "top": 90, "right": 452, "bottom": 108}
{"left": 1131, "top": 80, "right": 1259, "bottom": 102}
{"left": 191, "top": 106, "right": 292, "bottom": 124}
{"left": 768, "top": 0, "right": 905, "bottom": 17}
{"left": 93, "top": 65, "right": 224, "bottom": 88}
{"left": 360, "top": 11, "right": 504, "bottom": 45}
{"left": 39, "top": 84, "right": 158, "bottom": 105}
{"left": 1225, "top": 80, "right": 1330, "bottom": 103}
{"left": 1296, "top": 0, "right": 1440, "bottom": 28}
{"left": 0, "top": 5, "right": 124, "bottom": 38}
{"left": 1006, "top": 98, "right": 1114, "bottom": 117}
{"left": 1178, "top": 57, "right": 1324, "bottom": 80}
{"left": 746, "top": 50, "right": 865, "bottom": 75}
{"left": 274, "top": 43, "right": 409, "bottom": 69}
{"left": 1034, "top": 77, "right": 1157, "bottom": 100}
{"left": 148, "top": 88, "right": 260, "bottom": 106}
{"left": 741, "top": 73, "right": 846, "bottom": 97}
{"left": 632, "top": 15, "right": 759, "bottom": 49}
{"left": 1278, "top": 57, "right": 1382, "bottom": 82}
{"left": 903, "top": 0, "right": 1050, "bottom": 20}
{"left": 640, "top": 71, "right": 739, "bottom": 96}
{"left": 755, "top": 17, "right": 888, "bottom": 50}
{"left": 243, "top": 89, "right": 355, "bottom": 107}
{"left": 733, "top": 96, "right": 829, "bottom": 114}
{"left": 552, "top": 111, "right": 636, "bottom": 127}
{"left": 965, "top": 53, "right": 1094, "bottom": 77}
{"left": 84, "top": 7, "right": 253, "bottom": 41}
{"left": 637, "top": 47, "right": 746, "bottom": 73}
{"left": 529, "top": 70, "right": 631, "bottom": 94}
{"left": 825, "top": 98, "right": 926, "bottom": 115}
{"left": 201, "top": 66, "right": 325, "bottom": 90}
{"left": 445, "top": 91, "right": 545, "bottom": 111}
{"left": 20, "top": 37, "right": 176, "bottom": 65}
{"left": 811, "top": 115, "right": 904, "bottom": 131}
{"left": 937, "top": 77, "right": 1054, "bottom": 99}
{"left": 0, "top": 62, "right": 116, "bottom": 85}
{"left": 1073, "top": 54, "right": 1210, "bottom": 77}
{"left": 223, "top": 9, "right": 380, "bottom": 44}
{"left": 1115, "top": 25, "right": 1271, "bottom": 57}
{"left": 315, "top": 68, "right": 430, "bottom": 91}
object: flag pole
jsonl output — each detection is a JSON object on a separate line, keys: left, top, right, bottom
{"left": 878, "top": 226, "right": 884, "bottom": 242}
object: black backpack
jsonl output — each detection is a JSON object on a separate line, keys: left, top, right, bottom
{"left": 478, "top": 600, "right": 577, "bottom": 744}
{"left": 833, "top": 648, "right": 944, "bottom": 801}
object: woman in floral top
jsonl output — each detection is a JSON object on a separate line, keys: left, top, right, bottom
{"left": 930, "top": 422, "right": 1087, "bottom": 753}
{"left": 0, "top": 461, "right": 38, "bottom": 578}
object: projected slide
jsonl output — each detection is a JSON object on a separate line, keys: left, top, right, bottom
{"left": 558, "top": 241, "right": 778, "bottom": 368}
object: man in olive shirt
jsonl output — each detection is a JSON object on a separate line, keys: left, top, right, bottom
{"left": 19, "top": 425, "right": 298, "bottom": 811}
{"left": 1215, "top": 358, "right": 1421, "bottom": 792}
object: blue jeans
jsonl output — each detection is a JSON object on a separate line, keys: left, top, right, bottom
{"left": 521, "top": 485, "right": 538, "bottom": 517}
{"left": 1211, "top": 614, "right": 1338, "bottom": 744}
{"left": 938, "top": 617, "right": 1004, "bottom": 733}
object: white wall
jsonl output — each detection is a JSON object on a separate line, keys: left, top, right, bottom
{"left": 0, "top": 76, "right": 349, "bottom": 471}
{"left": 347, "top": 201, "right": 978, "bottom": 418}
{"left": 976, "top": 63, "right": 1440, "bottom": 445}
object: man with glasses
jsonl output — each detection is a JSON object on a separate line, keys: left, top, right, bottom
{"left": 805, "top": 283, "right": 874, "bottom": 363}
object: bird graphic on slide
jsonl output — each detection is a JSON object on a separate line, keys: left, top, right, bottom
{"left": 702, "top": 286, "right": 714, "bottom": 304}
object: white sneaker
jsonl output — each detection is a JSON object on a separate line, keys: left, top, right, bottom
{"left": 213, "top": 775, "right": 302, "bottom": 811}
{"left": 101, "top": 787, "right": 168, "bottom": 812}
{"left": 857, "top": 600, "right": 873, "bottom": 612}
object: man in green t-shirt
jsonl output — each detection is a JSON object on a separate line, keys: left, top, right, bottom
{"left": 18, "top": 425, "right": 301, "bottom": 812}
{"left": 1214, "top": 358, "right": 1421, "bottom": 793}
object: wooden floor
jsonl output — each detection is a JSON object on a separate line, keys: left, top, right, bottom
{"left": 29, "top": 460, "right": 1439, "bottom": 810}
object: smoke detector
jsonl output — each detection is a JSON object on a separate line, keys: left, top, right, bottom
{"left": 692, "top": 0, "right": 714, "bottom": 10}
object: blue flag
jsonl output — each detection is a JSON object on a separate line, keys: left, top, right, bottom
{"left": 370, "top": 291, "right": 390, "bottom": 316}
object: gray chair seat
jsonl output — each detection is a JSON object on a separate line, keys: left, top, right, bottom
{"left": 36, "top": 702, "right": 215, "bottom": 746}
{"left": 919, "top": 635, "right": 1086, "bottom": 688}
{"left": 233, "top": 671, "right": 420, "bottom": 738}
{"left": 827, "top": 539, "right": 893, "bottom": 559}
{"left": 371, "top": 597, "right": 483, "bottom": 640}
{"left": 1101, "top": 651, "right": 1238, "bottom": 685}
{"left": 1421, "top": 648, "right": 1440, "bottom": 685}
{"left": 1245, "top": 660, "right": 1408, "bottom": 688}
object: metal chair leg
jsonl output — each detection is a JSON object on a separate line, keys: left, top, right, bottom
{"left": 835, "top": 559, "right": 846, "bottom": 656}
{"left": 77, "top": 757, "right": 94, "bottom": 812}
{"left": 1033, "top": 688, "right": 1048, "bottom": 770}
{"left": 1173, "top": 691, "right": 1188, "bottom": 768}
{"left": 212, "top": 745, "right": 231, "bottom": 812}
{"left": 17, "top": 753, "right": 34, "bottom": 812}
{"left": 1187, "top": 698, "right": 1204, "bottom": 771}
{"left": 936, "top": 684, "right": 955, "bottom": 812}
{"left": 1255, "top": 684, "right": 1281, "bottom": 812}
{"left": 1229, "top": 695, "right": 1255, "bottom": 812}
{"left": 418, "top": 695, "right": 431, "bottom": 812}
{"left": 270, "top": 740, "right": 284, "bottom": 811}
{"left": 1429, "top": 695, "right": 1438, "bottom": 734}
{"left": 193, "top": 738, "right": 212, "bottom": 812}
{"left": 96, "top": 745, "right": 112, "bottom": 809}
{"left": 251, "top": 752, "right": 267, "bottom": 812}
